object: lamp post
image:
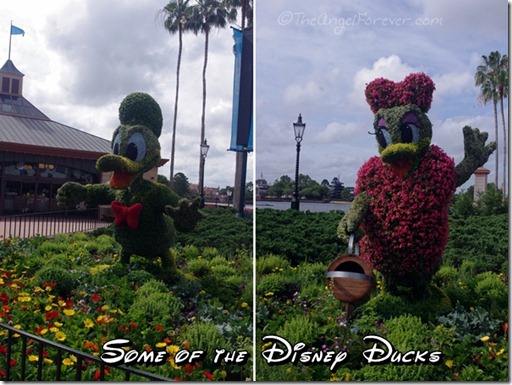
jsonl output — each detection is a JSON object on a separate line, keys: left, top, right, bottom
{"left": 291, "top": 113, "right": 306, "bottom": 210}
{"left": 227, "top": 188, "right": 232, "bottom": 208}
{"left": 199, "top": 138, "right": 210, "bottom": 208}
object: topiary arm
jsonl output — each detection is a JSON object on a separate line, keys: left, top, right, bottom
{"left": 455, "top": 126, "right": 496, "bottom": 187}
{"left": 56, "top": 182, "right": 115, "bottom": 208}
{"left": 165, "top": 197, "right": 205, "bottom": 233}
{"left": 337, "top": 191, "right": 370, "bottom": 243}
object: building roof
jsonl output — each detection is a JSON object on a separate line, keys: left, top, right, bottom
{"left": 0, "top": 114, "right": 112, "bottom": 160}
{"left": 0, "top": 59, "right": 167, "bottom": 166}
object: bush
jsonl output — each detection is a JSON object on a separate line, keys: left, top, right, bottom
{"left": 180, "top": 322, "right": 228, "bottom": 364}
{"left": 128, "top": 292, "right": 182, "bottom": 325}
{"left": 188, "top": 258, "right": 211, "bottom": 278}
{"left": 33, "top": 266, "right": 76, "bottom": 297}
{"left": 257, "top": 273, "right": 301, "bottom": 299}
{"left": 276, "top": 314, "right": 320, "bottom": 346}
{"left": 256, "top": 254, "right": 291, "bottom": 275}
{"left": 474, "top": 272, "right": 508, "bottom": 317}
{"left": 135, "top": 279, "right": 168, "bottom": 298}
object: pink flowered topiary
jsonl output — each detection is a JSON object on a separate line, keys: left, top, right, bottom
{"left": 356, "top": 145, "right": 456, "bottom": 280}
{"left": 365, "top": 72, "right": 435, "bottom": 113}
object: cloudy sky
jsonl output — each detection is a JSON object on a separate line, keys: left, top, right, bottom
{"left": 3, "top": 0, "right": 250, "bottom": 189}
{"left": 256, "top": 0, "right": 508, "bottom": 191}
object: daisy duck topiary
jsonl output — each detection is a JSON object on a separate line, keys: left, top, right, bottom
{"left": 57, "top": 92, "right": 202, "bottom": 278}
{"left": 338, "top": 73, "right": 495, "bottom": 296}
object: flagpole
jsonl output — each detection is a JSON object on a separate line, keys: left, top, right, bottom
{"left": 8, "top": 21, "right": 12, "bottom": 60}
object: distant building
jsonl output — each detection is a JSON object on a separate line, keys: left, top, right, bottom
{"left": 0, "top": 59, "right": 165, "bottom": 215}
{"left": 255, "top": 178, "right": 268, "bottom": 199}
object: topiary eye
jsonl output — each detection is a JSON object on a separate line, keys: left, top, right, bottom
{"left": 400, "top": 123, "right": 420, "bottom": 144}
{"left": 376, "top": 127, "right": 392, "bottom": 149}
{"left": 125, "top": 132, "right": 147, "bottom": 162}
{"left": 112, "top": 133, "right": 121, "bottom": 155}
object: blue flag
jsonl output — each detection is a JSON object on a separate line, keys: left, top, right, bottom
{"left": 11, "top": 25, "right": 25, "bottom": 36}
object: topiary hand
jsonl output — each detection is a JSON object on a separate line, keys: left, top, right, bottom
{"left": 337, "top": 191, "right": 369, "bottom": 243}
{"left": 56, "top": 182, "right": 87, "bottom": 207}
{"left": 455, "top": 126, "right": 496, "bottom": 187}
{"left": 165, "top": 197, "right": 205, "bottom": 233}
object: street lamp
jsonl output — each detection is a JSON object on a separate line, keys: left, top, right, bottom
{"left": 199, "top": 138, "right": 210, "bottom": 208}
{"left": 227, "top": 188, "right": 232, "bottom": 208}
{"left": 291, "top": 113, "right": 306, "bottom": 210}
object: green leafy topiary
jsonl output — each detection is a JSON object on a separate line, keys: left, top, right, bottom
{"left": 276, "top": 314, "right": 320, "bottom": 346}
{"left": 118, "top": 92, "right": 163, "bottom": 138}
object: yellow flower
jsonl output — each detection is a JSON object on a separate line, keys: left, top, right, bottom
{"left": 44, "top": 358, "right": 53, "bottom": 365}
{"left": 58, "top": 299, "right": 66, "bottom": 307}
{"left": 264, "top": 292, "right": 274, "bottom": 297}
{"left": 101, "top": 305, "right": 110, "bottom": 312}
{"left": 0, "top": 278, "right": 4, "bottom": 285}
{"left": 166, "top": 345, "right": 180, "bottom": 355}
{"left": 480, "top": 336, "right": 490, "bottom": 343}
{"left": 49, "top": 327, "right": 59, "bottom": 333}
{"left": 39, "top": 328, "right": 48, "bottom": 335}
{"left": 45, "top": 305, "right": 52, "bottom": 311}
{"left": 445, "top": 359, "right": 454, "bottom": 368}
{"left": 28, "top": 355, "right": 39, "bottom": 362}
{"left": 18, "top": 292, "right": 31, "bottom": 302}
{"left": 497, "top": 348, "right": 505, "bottom": 356}
{"left": 63, "top": 355, "right": 77, "bottom": 366}
{"left": 155, "top": 342, "right": 167, "bottom": 348}
{"left": 63, "top": 309, "right": 75, "bottom": 316}
{"left": 55, "top": 331, "right": 66, "bottom": 342}
{"left": 241, "top": 302, "right": 249, "bottom": 309}
{"left": 34, "top": 286, "right": 45, "bottom": 294}
{"left": 84, "top": 318, "right": 94, "bottom": 328}
{"left": 54, "top": 321, "right": 63, "bottom": 327}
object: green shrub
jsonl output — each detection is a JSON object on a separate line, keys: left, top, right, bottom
{"left": 256, "top": 254, "right": 291, "bottom": 275}
{"left": 135, "top": 279, "right": 168, "bottom": 298}
{"left": 202, "top": 247, "right": 221, "bottom": 260}
{"left": 354, "top": 314, "right": 443, "bottom": 381}
{"left": 128, "top": 292, "right": 182, "bottom": 325}
{"left": 126, "top": 270, "right": 155, "bottom": 287}
{"left": 33, "top": 266, "right": 76, "bottom": 297}
{"left": 296, "top": 261, "right": 329, "bottom": 286}
{"left": 188, "top": 258, "right": 211, "bottom": 278}
{"left": 180, "top": 322, "right": 228, "bottom": 364}
{"left": 182, "top": 245, "right": 200, "bottom": 259}
{"left": 474, "top": 272, "right": 508, "bottom": 316}
{"left": 210, "top": 255, "right": 229, "bottom": 267}
{"left": 257, "top": 273, "right": 301, "bottom": 299}
{"left": 276, "top": 314, "right": 320, "bottom": 346}
{"left": 211, "top": 264, "right": 237, "bottom": 278}
{"left": 44, "top": 254, "right": 73, "bottom": 270}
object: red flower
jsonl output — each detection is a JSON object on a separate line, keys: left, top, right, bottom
{"left": 94, "top": 366, "right": 110, "bottom": 381}
{"left": 185, "top": 363, "right": 195, "bottom": 374}
{"left": 90, "top": 293, "right": 101, "bottom": 303}
{"left": 0, "top": 292, "right": 9, "bottom": 305}
{"left": 154, "top": 325, "right": 164, "bottom": 331}
{"left": 0, "top": 369, "right": 5, "bottom": 378}
{"left": 203, "top": 371, "right": 214, "bottom": 381}
{"left": 10, "top": 359, "right": 17, "bottom": 367}
{"left": 45, "top": 310, "right": 59, "bottom": 321}
{"left": 0, "top": 345, "right": 7, "bottom": 355}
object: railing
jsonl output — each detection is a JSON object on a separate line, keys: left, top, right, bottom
{"left": 0, "top": 208, "right": 111, "bottom": 239}
{"left": 0, "top": 322, "right": 172, "bottom": 381}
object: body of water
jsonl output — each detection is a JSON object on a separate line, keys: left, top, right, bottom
{"left": 256, "top": 200, "right": 351, "bottom": 213}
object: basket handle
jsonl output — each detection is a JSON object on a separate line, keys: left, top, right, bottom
{"left": 347, "top": 233, "right": 360, "bottom": 256}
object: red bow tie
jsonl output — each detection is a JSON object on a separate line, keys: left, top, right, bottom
{"left": 111, "top": 201, "right": 143, "bottom": 229}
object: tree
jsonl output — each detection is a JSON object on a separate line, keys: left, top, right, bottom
{"left": 189, "top": 0, "right": 237, "bottom": 190}
{"left": 157, "top": 174, "right": 170, "bottom": 186}
{"left": 267, "top": 175, "right": 293, "bottom": 198}
{"left": 159, "top": 0, "right": 194, "bottom": 188}
{"left": 173, "top": 172, "right": 191, "bottom": 197}
{"left": 475, "top": 51, "right": 508, "bottom": 193}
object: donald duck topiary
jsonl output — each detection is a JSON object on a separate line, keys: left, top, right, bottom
{"left": 57, "top": 92, "right": 202, "bottom": 278}
{"left": 338, "top": 73, "right": 495, "bottom": 296}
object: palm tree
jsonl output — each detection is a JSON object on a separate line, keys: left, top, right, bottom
{"left": 158, "top": 0, "right": 193, "bottom": 188}
{"left": 475, "top": 52, "right": 500, "bottom": 189}
{"left": 190, "top": 0, "right": 237, "bottom": 191}
{"left": 496, "top": 54, "right": 508, "bottom": 195}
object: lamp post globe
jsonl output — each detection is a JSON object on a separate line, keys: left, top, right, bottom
{"left": 291, "top": 114, "right": 305, "bottom": 210}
